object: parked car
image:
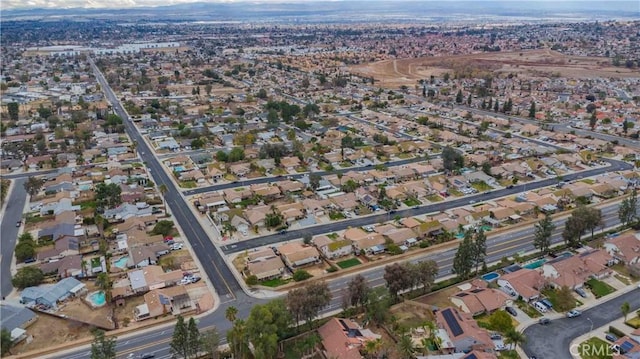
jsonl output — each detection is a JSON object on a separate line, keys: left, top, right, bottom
{"left": 505, "top": 306, "right": 518, "bottom": 317}
{"left": 171, "top": 243, "right": 184, "bottom": 251}
{"left": 566, "top": 310, "right": 582, "bottom": 318}
{"left": 190, "top": 276, "right": 201, "bottom": 283}
{"left": 490, "top": 333, "right": 502, "bottom": 340}
{"left": 16, "top": 221, "right": 21, "bottom": 227}
{"left": 605, "top": 333, "right": 618, "bottom": 342}
{"left": 179, "top": 278, "right": 191, "bottom": 285}
{"left": 538, "top": 318, "right": 550, "bottom": 325}
{"left": 575, "top": 288, "right": 588, "bottom": 298}
{"left": 23, "top": 257, "right": 36, "bottom": 264}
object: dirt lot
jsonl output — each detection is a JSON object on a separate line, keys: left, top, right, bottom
{"left": 350, "top": 49, "right": 640, "bottom": 88}
{"left": 413, "top": 286, "right": 459, "bottom": 309}
{"left": 11, "top": 312, "right": 94, "bottom": 355}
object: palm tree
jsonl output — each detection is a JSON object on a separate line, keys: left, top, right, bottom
{"left": 505, "top": 329, "right": 526, "bottom": 350}
{"left": 225, "top": 306, "right": 238, "bottom": 323}
{"left": 397, "top": 335, "right": 415, "bottom": 359}
{"left": 158, "top": 184, "right": 169, "bottom": 216}
{"left": 363, "top": 338, "right": 382, "bottom": 358}
{"left": 420, "top": 337, "right": 431, "bottom": 355}
{"left": 95, "top": 272, "right": 113, "bottom": 303}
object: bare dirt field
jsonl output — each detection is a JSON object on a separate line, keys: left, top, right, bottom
{"left": 350, "top": 49, "right": 640, "bottom": 88}
{"left": 11, "top": 313, "right": 94, "bottom": 355}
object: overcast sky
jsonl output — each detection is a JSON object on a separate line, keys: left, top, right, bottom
{"left": 2, "top": 0, "right": 620, "bottom": 10}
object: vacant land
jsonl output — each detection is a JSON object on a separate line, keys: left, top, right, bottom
{"left": 351, "top": 49, "right": 640, "bottom": 88}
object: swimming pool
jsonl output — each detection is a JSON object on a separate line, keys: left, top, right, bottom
{"left": 481, "top": 272, "right": 500, "bottom": 282}
{"left": 87, "top": 291, "right": 106, "bottom": 307}
{"left": 174, "top": 165, "right": 186, "bottom": 172}
{"left": 523, "top": 259, "right": 546, "bottom": 269}
{"left": 114, "top": 256, "right": 129, "bottom": 269}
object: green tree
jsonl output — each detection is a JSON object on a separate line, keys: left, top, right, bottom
{"left": 246, "top": 299, "right": 292, "bottom": 359}
{"left": 412, "top": 260, "right": 439, "bottom": 294}
{"left": 95, "top": 272, "right": 113, "bottom": 303}
{"left": 619, "top": 189, "right": 638, "bottom": 227}
{"left": 228, "top": 147, "right": 245, "bottom": 162}
{"left": 455, "top": 90, "right": 463, "bottom": 104}
{"left": 12, "top": 266, "right": 44, "bottom": 289}
{"left": 504, "top": 329, "right": 526, "bottom": 350}
{"left": 489, "top": 310, "right": 514, "bottom": 333}
{"left": 555, "top": 286, "right": 576, "bottom": 311}
{"left": 215, "top": 151, "right": 228, "bottom": 162}
{"left": 159, "top": 183, "right": 169, "bottom": 215}
{"left": 293, "top": 269, "right": 312, "bottom": 282}
{"left": 529, "top": 101, "right": 536, "bottom": 119}
{"left": 0, "top": 328, "right": 12, "bottom": 356}
{"left": 309, "top": 173, "right": 321, "bottom": 190}
{"left": 384, "top": 263, "right": 412, "bottom": 302}
{"left": 621, "top": 301, "right": 631, "bottom": 320}
{"left": 201, "top": 327, "right": 220, "bottom": 359}
{"left": 170, "top": 315, "right": 190, "bottom": 359}
{"left": 90, "top": 329, "right": 117, "bottom": 359}
{"left": 225, "top": 306, "right": 238, "bottom": 323}
{"left": 397, "top": 335, "right": 415, "bottom": 359}
{"left": 473, "top": 229, "right": 487, "bottom": 275}
{"left": 151, "top": 220, "right": 174, "bottom": 237}
{"left": 365, "top": 287, "right": 391, "bottom": 327}
{"left": 7, "top": 102, "right": 19, "bottom": 121}
{"left": 95, "top": 183, "right": 122, "bottom": 210}
{"left": 24, "top": 176, "right": 46, "bottom": 198}
{"left": 227, "top": 319, "right": 249, "bottom": 359}
{"left": 187, "top": 317, "right": 201, "bottom": 358}
{"left": 346, "top": 274, "right": 370, "bottom": 311}
{"left": 453, "top": 230, "right": 475, "bottom": 279}
{"left": 562, "top": 205, "right": 602, "bottom": 248}
{"left": 534, "top": 212, "right": 556, "bottom": 254}
{"left": 441, "top": 146, "right": 464, "bottom": 172}
{"left": 257, "top": 88, "right": 268, "bottom": 99}
{"left": 15, "top": 241, "right": 36, "bottom": 262}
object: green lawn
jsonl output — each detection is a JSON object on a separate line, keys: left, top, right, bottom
{"left": 329, "top": 211, "right": 346, "bottom": 220}
{"left": 471, "top": 181, "right": 493, "bottom": 192}
{"left": 180, "top": 181, "right": 197, "bottom": 188}
{"left": 403, "top": 197, "right": 422, "bottom": 207}
{"left": 586, "top": 278, "right": 616, "bottom": 298}
{"left": 515, "top": 300, "right": 542, "bottom": 318}
{"left": 578, "top": 337, "right": 613, "bottom": 359}
{"left": 397, "top": 153, "right": 413, "bottom": 159}
{"left": 337, "top": 258, "right": 361, "bottom": 269}
{"left": 261, "top": 278, "right": 291, "bottom": 287}
{"left": 626, "top": 316, "right": 640, "bottom": 329}
{"left": 426, "top": 194, "right": 443, "bottom": 202}
{"left": 449, "top": 188, "right": 464, "bottom": 197}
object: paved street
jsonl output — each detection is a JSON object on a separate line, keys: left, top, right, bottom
{"left": 522, "top": 287, "right": 640, "bottom": 359}
{"left": 221, "top": 158, "right": 631, "bottom": 254}
{"left": 0, "top": 178, "right": 27, "bottom": 298}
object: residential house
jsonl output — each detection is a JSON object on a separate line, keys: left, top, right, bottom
{"left": 497, "top": 268, "right": 546, "bottom": 302}
{"left": 134, "top": 286, "right": 192, "bottom": 321}
{"left": 541, "top": 250, "right": 614, "bottom": 289}
{"left": 36, "top": 236, "right": 80, "bottom": 261}
{"left": 435, "top": 307, "right": 495, "bottom": 354}
{"left": 317, "top": 318, "right": 381, "bottom": 359}
{"left": 450, "top": 285, "right": 511, "bottom": 316}
{"left": 39, "top": 254, "right": 83, "bottom": 278}
{"left": 278, "top": 242, "right": 320, "bottom": 268}
{"left": 247, "top": 249, "right": 286, "bottom": 281}
{"left": 128, "top": 243, "right": 170, "bottom": 268}
{"left": 603, "top": 232, "right": 640, "bottom": 266}
{"left": 345, "top": 228, "right": 386, "bottom": 255}
{"left": 280, "top": 156, "right": 301, "bottom": 171}
{"left": 313, "top": 235, "right": 353, "bottom": 259}
{"left": 0, "top": 304, "right": 38, "bottom": 342}
{"left": 20, "top": 277, "right": 87, "bottom": 310}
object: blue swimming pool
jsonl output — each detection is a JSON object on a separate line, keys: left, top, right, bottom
{"left": 481, "top": 272, "right": 500, "bottom": 282}
{"left": 114, "top": 256, "right": 129, "bottom": 269}
{"left": 174, "top": 165, "right": 186, "bottom": 172}
{"left": 523, "top": 259, "right": 546, "bottom": 269}
{"left": 87, "top": 291, "right": 106, "bottom": 307}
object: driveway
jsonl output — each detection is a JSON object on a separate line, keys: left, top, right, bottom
{"left": 522, "top": 287, "right": 640, "bottom": 359}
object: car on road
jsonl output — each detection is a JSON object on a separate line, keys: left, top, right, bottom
{"left": 278, "top": 229, "right": 287, "bottom": 234}
{"left": 16, "top": 221, "right": 21, "bottom": 227}
{"left": 505, "top": 306, "right": 518, "bottom": 317}
{"left": 566, "top": 309, "right": 582, "bottom": 318}
{"left": 141, "top": 354, "right": 155, "bottom": 359}
{"left": 506, "top": 185, "right": 514, "bottom": 189}
{"left": 538, "top": 318, "right": 550, "bottom": 325}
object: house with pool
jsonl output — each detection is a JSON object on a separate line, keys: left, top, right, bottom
{"left": 496, "top": 268, "right": 546, "bottom": 302}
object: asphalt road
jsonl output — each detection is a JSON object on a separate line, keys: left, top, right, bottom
{"left": 522, "top": 288, "right": 640, "bottom": 359}
{"left": 221, "top": 157, "right": 631, "bottom": 254}
{"left": 89, "top": 59, "right": 244, "bottom": 300}
{"left": 0, "top": 178, "right": 27, "bottom": 298}
{"left": 183, "top": 155, "right": 433, "bottom": 196}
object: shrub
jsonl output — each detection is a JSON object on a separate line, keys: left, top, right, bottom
{"left": 245, "top": 275, "right": 258, "bottom": 286}
{"left": 293, "top": 269, "right": 312, "bottom": 282}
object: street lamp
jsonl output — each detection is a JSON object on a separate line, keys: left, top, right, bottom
{"left": 587, "top": 317, "right": 593, "bottom": 332}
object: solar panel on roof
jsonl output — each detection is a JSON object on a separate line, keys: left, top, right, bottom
{"left": 456, "top": 293, "right": 469, "bottom": 297}
{"left": 158, "top": 294, "right": 171, "bottom": 305}
{"left": 442, "top": 308, "right": 464, "bottom": 337}
{"left": 621, "top": 341, "right": 635, "bottom": 352}
{"left": 470, "top": 288, "right": 484, "bottom": 293}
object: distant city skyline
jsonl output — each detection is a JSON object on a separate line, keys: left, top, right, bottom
{"left": 2, "top": 0, "right": 632, "bottom": 10}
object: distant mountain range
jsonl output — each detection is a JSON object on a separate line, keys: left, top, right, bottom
{"left": 2, "top": 1, "right": 639, "bottom": 22}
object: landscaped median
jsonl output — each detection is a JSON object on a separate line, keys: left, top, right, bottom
{"left": 577, "top": 337, "right": 615, "bottom": 359}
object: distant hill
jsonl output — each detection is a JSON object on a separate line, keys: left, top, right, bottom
{"left": 2, "top": 1, "right": 638, "bottom": 22}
